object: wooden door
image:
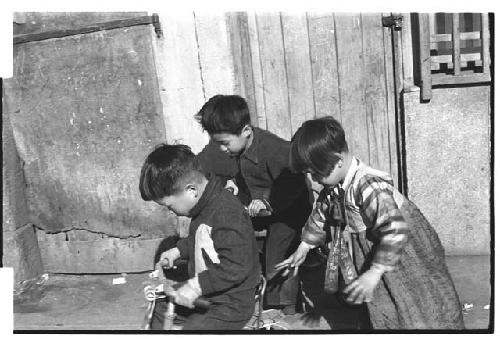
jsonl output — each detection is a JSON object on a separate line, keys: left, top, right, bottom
{"left": 228, "top": 12, "right": 400, "bottom": 188}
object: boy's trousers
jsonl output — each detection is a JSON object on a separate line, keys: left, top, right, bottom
{"left": 254, "top": 217, "right": 301, "bottom": 307}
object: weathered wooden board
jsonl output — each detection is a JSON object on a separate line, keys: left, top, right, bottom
{"left": 401, "top": 13, "right": 415, "bottom": 89}
{"left": 282, "top": 14, "right": 315, "bottom": 134}
{"left": 224, "top": 11, "right": 398, "bottom": 177}
{"left": 382, "top": 18, "right": 400, "bottom": 190}
{"left": 256, "top": 13, "right": 292, "bottom": 140}
{"left": 361, "top": 13, "right": 391, "bottom": 172}
{"left": 13, "top": 16, "right": 156, "bottom": 45}
{"left": 195, "top": 13, "right": 236, "bottom": 99}
{"left": 8, "top": 24, "right": 176, "bottom": 239}
{"left": 247, "top": 12, "right": 267, "bottom": 129}
{"left": 226, "top": 13, "right": 259, "bottom": 126}
{"left": 153, "top": 13, "right": 208, "bottom": 154}
{"left": 38, "top": 237, "right": 165, "bottom": 273}
{"left": 13, "top": 12, "right": 147, "bottom": 36}
{"left": 307, "top": 12, "right": 341, "bottom": 120}
{"left": 333, "top": 14, "right": 370, "bottom": 163}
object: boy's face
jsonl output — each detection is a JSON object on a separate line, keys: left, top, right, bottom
{"left": 155, "top": 185, "right": 198, "bottom": 217}
{"left": 211, "top": 125, "right": 252, "bottom": 157}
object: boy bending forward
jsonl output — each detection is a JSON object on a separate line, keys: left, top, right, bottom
{"left": 196, "top": 95, "right": 312, "bottom": 314}
{"left": 139, "top": 144, "right": 260, "bottom": 330}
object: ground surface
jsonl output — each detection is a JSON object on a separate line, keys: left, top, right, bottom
{"left": 13, "top": 255, "right": 491, "bottom": 331}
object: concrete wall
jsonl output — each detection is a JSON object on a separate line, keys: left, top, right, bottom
{"left": 5, "top": 13, "right": 183, "bottom": 273}
{"left": 8, "top": 16, "right": 172, "bottom": 238}
{"left": 404, "top": 86, "right": 491, "bottom": 255}
{"left": 2, "top": 90, "right": 44, "bottom": 282}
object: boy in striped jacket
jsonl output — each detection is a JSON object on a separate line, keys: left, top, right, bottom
{"left": 276, "top": 116, "right": 464, "bottom": 329}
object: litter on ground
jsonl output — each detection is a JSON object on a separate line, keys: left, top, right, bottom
{"left": 112, "top": 277, "right": 127, "bottom": 285}
{"left": 462, "top": 303, "right": 473, "bottom": 312}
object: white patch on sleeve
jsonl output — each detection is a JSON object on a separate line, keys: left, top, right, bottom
{"left": 194, "top": 224, "right": 220, "bottom": 274}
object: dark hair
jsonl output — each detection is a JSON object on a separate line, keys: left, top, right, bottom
{"left": 290, "top": 116, "right": 349, "bottom": 178}
{"left": 195, "top": 94, "right": 251, "bottom": 135}
{"left": 139, "top": 144, "right": 204, "bottom": 201}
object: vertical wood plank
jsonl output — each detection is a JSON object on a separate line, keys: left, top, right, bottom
{"left": 401, "top": 13, "right": 415, "bottom": 89}
{"left": 392, "top": 13, "right": 408, "bottom": 194}
{"left": 419, "top": 13, "right": 432, "bottom": 101}
{"left": 282, "top": 14, "right": 315, "bottom": 135}
{"left": 334, "top": 13, "right": 370, "bottom": 163}
{"left": 361, "top": 13, "right": 391, "bottom": 172}
{"left": 481, "top": 13, "right": 490, "bottom": 75}
{"left": 153, "top": 13, "right": 208, "bottom": 154}
{"left": 195, "top": 13, "right": 237, "bottom": 99}
{"left": 307, "top": 12, "right": 341, "bottom": 120}
{"left": 256, "top": 13, "right": 291, "bottom": 140}
{"left": 383, "top": 14, "right": 400, "bottom": 190}
{"left": 452, "top": 13, "right": 461, "bottom": 75}
{"left": 247, "top": 12, "right": 267, "bottom": 129}
{"left": 225, "top": 12, "right": 259, "bottom": 126}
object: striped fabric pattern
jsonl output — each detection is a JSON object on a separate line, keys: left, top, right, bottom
{"left": 300, "top": 157, "right": 464, "bottom": 329}
{"left": 354, "top": 175, "right": 408, "bottom": 271}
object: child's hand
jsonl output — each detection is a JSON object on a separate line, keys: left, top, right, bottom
{"left": 224, "top": 179, "right": 239, "bottom": 195}
{"left": 248, "top": 199, "right": 267, "bottom": 217}
{"left": 154, "top": 262, "right": 166, "bottom": 281}
{"left": 159, "top": 247, "right": 181, "bottom": 269}
{"left": 172, "top": 281, "right": 201, "bottom": 309}
{"left": 275, "top": 241, "right": 313, "bottom": 277}
{"left": 343, "top": 267, "right": 384, "bottom": 304}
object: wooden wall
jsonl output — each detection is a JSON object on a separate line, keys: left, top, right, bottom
{"left": 227, "top": 12, "right": 399, "bottom": 185}
{"left": 152, "top": 13, "right": 237, "bottom": 155}
{"left": 5, "top": 12, "right": 400, "bottom": 273}
{"left": 151, "top": 12, "right": 399, "bottom": 184}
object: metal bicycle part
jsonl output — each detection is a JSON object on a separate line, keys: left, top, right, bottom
{"left": 142, "top": 283, "right": 210, "bottom": 330}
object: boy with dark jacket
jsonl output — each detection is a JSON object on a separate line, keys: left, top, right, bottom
{"left": 139, "top": 144, "right": 260, "bottom": 330}
{"left": 195, "top": 95, "right": 312, "bottom": 314}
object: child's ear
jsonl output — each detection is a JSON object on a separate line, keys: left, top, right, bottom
{"left": 185, "top": 183, "right": 198, "bottom": 198}
{"left": 241, "top": 124, "right": 252, "bottom": 137}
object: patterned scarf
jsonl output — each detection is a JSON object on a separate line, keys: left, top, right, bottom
{"left": 323, "top": 186, "right": 358, "bottom": 293}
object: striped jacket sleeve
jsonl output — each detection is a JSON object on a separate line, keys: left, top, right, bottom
{"left": 301, "top": 189, "right": 329, "bottom": 247}
{"left": 354, "top": 175, "right": 409, "bottom": 271}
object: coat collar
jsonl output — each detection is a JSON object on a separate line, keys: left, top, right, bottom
{"left": 340, "top": 156, "right": 360, "bottom": 191}
{"left": 188, "top": 175, "right": 222, "bottom": 219}
{"left": 240, "top": 127, "right": 260, "bottom": 164}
